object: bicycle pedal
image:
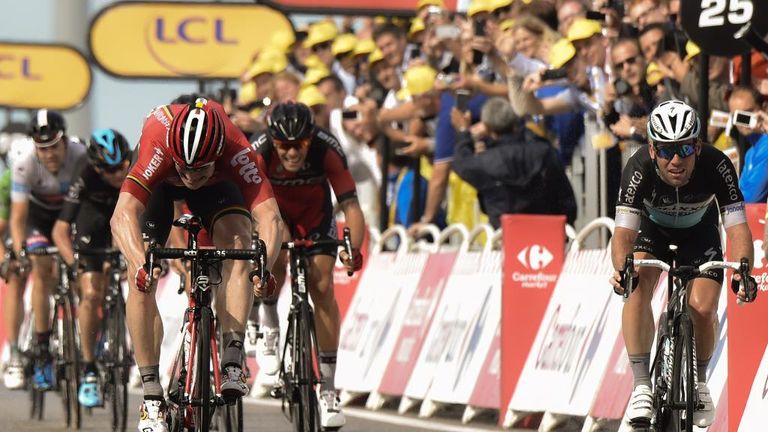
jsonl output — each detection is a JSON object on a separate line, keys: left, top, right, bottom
{"left": 269, "top": 385, "right": 284, "bottom": 399}
{"left": 629, "top": 418, "right": 651, "bottom": 429}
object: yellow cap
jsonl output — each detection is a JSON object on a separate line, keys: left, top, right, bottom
{"left": 244, "top": 60, "right": 274, "bottom": 80}
{"left": 374, "top": 16, "right": 388, "bottom": 26}
{"left": 549, "top": 38, "right": 576, "bottom": 69}
{"left": 238, "top": 81, "right": 257, "bottom": 105}
{"left": 567, "top": 18, "right": 602, "bottom": 42}
{"left": 500, "top": 19, "right": 515, "bottom": 32}
{"left": 302, "top": 67, "right": 331, "bottom": 88}
{"left": 398, "top": 65, "right": 437, "bottom": 99}
{"left": 368, "top": 48, "right": 385, "bottom": 66}
{"left": 646, "top": 62, "right": 663, "bottom": 86}
{"left": 489, "top": 0, "right": 513, "bottom": 10}
{"left": 409, "top": 17, "right": 426, "bottom": 37}
{"left": 354, "top": 39, "right": 377, "bottom": 57}
{"left": 417, "top": 0, "right": 444, "bottom": 9}
{"left": 271, "top": 30, "right": 296, "bottom": 54}
{"left": 684, "top": 41, "right": 701, "bottom": 62}
{"left": 468, "top": 0, "right": 492, "bottom": 17}
{"left": 304, "top": 54, "right": 324, "bottom": 70}
{"left": 332, "top": 33, "right": 358, "bottom": 57}
{"left": 298, "top": 85, "right": 327, "bottom": 107}
{"left": 304, "top": 21, "right": 338, "bottom": 48}
{"left": 243, "top": 48, "right": 288, "bottom": 80}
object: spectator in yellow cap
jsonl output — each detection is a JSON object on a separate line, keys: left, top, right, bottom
{"left": 353, "top": 39, "right": 377, "bottom": 80}
{"left": 303, "top": 67, "right": 331, "bottom": 89}
{"left": 332, "top": 33, "right": 359, "bottom": 80}
{"left": 305, "top": 21, "right": 338, "bottom": 69}
{"left": 409, "top": 17, "right": 426, "bottom": 45}
{"left": 567, "top": 18, "right": 606, "bottom": 69}
{"left": 397, "top": 65, "right": 440, "bottom": 153}
{"left": 298, "top": 85, "right": 329, "bottom": 128}
{"left": 489, "top": 0, "right": 513, "bottom": 22}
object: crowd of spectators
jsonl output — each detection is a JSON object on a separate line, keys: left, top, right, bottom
{"left": 219, "top": 0, "right": 768, "bottom": 232}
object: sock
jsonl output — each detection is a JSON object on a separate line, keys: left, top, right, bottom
{"left": 697, "top": 357, "right": 711, "bottom": 383}
{"left": 259, "top": 301, "right": 280, "bottom": 329}
{"left": 139, "top": 365, "right": 164, "bottom": 399}
{"left": 319, "top": 352, "right": 337, "bottom": 393}
{"left": 629, "top": 352, "right": 652, "bottom": 388}
{"left": 222, "top": 331, "right": 245, "bottom": 368}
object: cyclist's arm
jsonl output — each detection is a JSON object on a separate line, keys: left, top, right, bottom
{"left": 52, "top": 220, "right": 75, "bottom": 266}
{"left": 251, "top": 197, "right": 283, "bottom": 272}
{"left": 611, "top": 226, "right": 638, "bottom": 271}
{"left": 111, "top": 191, "right": 148, "bottom": 283}
{"left": 339, "top": 197, "right": 365, "bottom": 250}
{"left": 9, "top": 199, "right": 28, "bottom": 255}
{"left": 725, "top": 222, "right": 754, "bottom": 270}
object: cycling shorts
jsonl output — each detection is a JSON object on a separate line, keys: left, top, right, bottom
{"left": 284, "top": 210, "right": 339, "bottom": 258}
{"left": 74, "top": 202, "right": 113, "bottom": 272}
{"left": 634, "top": 206, "right": 723, "bottom": 282}
{"left": 26, "top": 202, "right": 57, "bottom": 251}
{"left": 141, "top": 181, "right": 250, "bottom": 246}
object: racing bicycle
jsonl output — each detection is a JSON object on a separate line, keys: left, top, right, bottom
{"left": 146, "top": 214, "right": 266, "bottom": 432}
{"left": 621, "top": 245, "right": 755, "bottom": 432}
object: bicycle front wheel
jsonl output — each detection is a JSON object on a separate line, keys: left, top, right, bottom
{"left": 194, "top": 307, "right": 213, "bottom": 432}
{"left": 670, "top": 313, "right": 695, "bottom": 432}
{"left": 217, "top": 398, "right": 243, "bottom": 432}
{"left": 107, "top": 297, "right": 130, "bottom": 432}
{"left": 292, "top": 305, "right": 318, "bottom": 432}
{"left": 58, "top": 294, "right": 81, "bottom": 429}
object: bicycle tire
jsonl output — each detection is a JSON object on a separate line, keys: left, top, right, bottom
{"left": 670, "top": 314, "right": 694, "bottom": 432}
{"left": 24, "top": 314, "right": 45, "bottom": 421}
{"left": 651, "top": 312, "right": 670, "bottom": 431}
{"left": 29, "top": 385, "right": 45, "bottom": 421}
{"left": 196, "top": 307, "right": 213, "bottom": 432}
{"left": 60, "top": 294, "right": 82, "bottom": 429}
{"left": 296, "top": 305, "right": 318, "bottom": 432}
{"left": 108, "top": 296, "right": 129, "bottom": 432}
{"left": 218, "top": 398, "right": 243, "bottom": 432}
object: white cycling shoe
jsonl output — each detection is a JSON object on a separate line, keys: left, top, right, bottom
{"left": 693, "top": 382, "right": 715, "bottom": 427}
{"left": 318, "top": 390, "right": 346, "bottom": 429}
{"left": 137, "top": 399, "right": 169, "bottom": 432}
{"left": 221, "top": 365, "right": 249, "bottom": 399}
{"left": 256, "top": 327, "right": 280, "bottom": 376}
{"left": 624, "top": 385, "right": 654, "bottom": 426}
{"left": 3, "top": 360, "right": 25, "bottom": 390}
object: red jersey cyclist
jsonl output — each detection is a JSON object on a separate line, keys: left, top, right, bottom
{"left": 250, "top": 102, "right": 365, "bottom": 429}
{"left": 111, "top": 97, "right": 283, "bottom": 432}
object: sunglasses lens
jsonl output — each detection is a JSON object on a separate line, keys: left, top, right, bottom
{"left": 656, "top": 143, "right": 695, "bottom": 159}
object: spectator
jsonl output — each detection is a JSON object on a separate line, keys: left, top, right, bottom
{"left": 273, "top": 71, "right": 301, "bottom": 104}
{"left": 373, "top": 23, "right": 412, "bottom": 72}
{"left": 451, "top": 97, "right": 577, "bottom": 228}
{"left": 730, "top": 86, "right": 768, "bottom": 202}
{"left": 298, "top": 85, "right": 330, "bottom": 129}
{"left": 627, "top": 0, "right": 668, "bottom": 31}
{"left": 606, "top": 38, "right": 654, "bottom": 141}
{"left": 557, "top": 0, "right": 587, "bottom": 36}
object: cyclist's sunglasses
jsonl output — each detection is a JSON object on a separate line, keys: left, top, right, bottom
{"left": 274, "top": 138, "right": 311, "bottom": 152}
{"left": 96, "top": 159, "right": 129, "bottom": 174}
{"left": 653, "top": 141, "right": 697, "bottom": 160}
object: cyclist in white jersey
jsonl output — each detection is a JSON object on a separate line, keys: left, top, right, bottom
{"left": 9, "top": 110, "right": 86, "bottom": 390}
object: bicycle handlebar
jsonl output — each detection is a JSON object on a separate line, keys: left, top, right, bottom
{"left": 281, "top": 227, "right": 354, "bottom": 276}
{"left": 621, "top": 254, "right": 756, "bottom": 302}
{"left": 24, "top": 246, "right": 59, "bottom": 256}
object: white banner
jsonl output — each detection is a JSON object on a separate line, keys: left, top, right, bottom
{"left": 738, "top": 344, "right": 768, "bottom": 431}
{"left": 424, "top": 251, "right": 502, "bottom": 406}
{"left": 336, "top": 252, "right": 425, "bottom": 393}
{"left": 509, "top": 249, "right": 623, "bottom": 415}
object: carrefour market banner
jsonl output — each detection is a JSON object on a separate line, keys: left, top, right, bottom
{"left": 89, "top": 1, "right": 293, "bottom": 78}
{"left": 0, "top": 42, "right": 91, "bottom": 110}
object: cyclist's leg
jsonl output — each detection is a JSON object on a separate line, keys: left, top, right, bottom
{"left": 254, "top": 226, "right": 289, "bottom": 375}
{"left": 2, "top": 270, "right": 26, "bottom": 389}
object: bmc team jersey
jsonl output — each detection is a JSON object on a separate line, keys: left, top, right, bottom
{"left": 250, "top": 127, "right": 357, "bottom": 235}
{"left": 122, "top": 101, "right": 274, "bottom": 210}
{"left": 615, "top": 145, "right": 747, "bottom": 231}
{"left": 11, "top": 138, "right": 86, "bottom": 211}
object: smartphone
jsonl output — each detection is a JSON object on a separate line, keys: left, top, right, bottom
{"left": 409, "top": 45, "right": 421, "bottom": 60}
{"left": 455, "top": 90, "right": 471, "bottom": 112}
{"left": 732, "top": 110, "right": 758, "bottom": 129}
{"left": 709, "top": 110, "right": 730, "bottom": 128}
{"left": 341, "top": 110, "right": 361, "bottom": 120}
{"left": 474, "top": 18, "right": 486, "bottom": 37}
{"left": 541, "top": 68, "right": 569, "bottom": 81}
{"left": 586, "top": 10, "right": 606, "bottom": 21}
{"left": 434, "top": 24, "right": 461, "bottom": 40}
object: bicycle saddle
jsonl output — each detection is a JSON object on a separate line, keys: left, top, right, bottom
{"left": 173, "top": 214, "right": 203, "bottom": 229}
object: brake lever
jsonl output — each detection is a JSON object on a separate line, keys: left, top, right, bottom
{"left": 343, "top": 227, "right": 353, "bottom": 277}
{"left": 620, "top": 254, "right": 637, "bottom": 303}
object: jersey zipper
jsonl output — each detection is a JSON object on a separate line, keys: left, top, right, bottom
{"left": 675, "top": 187, "right": 680, "bottom": 226}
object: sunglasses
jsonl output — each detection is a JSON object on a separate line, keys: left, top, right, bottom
{"left": 654, "top": 142, "right": 697, "bottom": 160}
{"left": 311, "top": 41, "right": 332, "bottom": 53}
{"left": 614, "top": 56, "right": 638, "bottom": 71}
{"left": 95, "top": 159, "right": 130, "bottom": 174}
{"left": 274, "top": 138, "right": 311, "bottom": 152}
{"left": 492, "top": 5, "right": 511, "bottom": 18}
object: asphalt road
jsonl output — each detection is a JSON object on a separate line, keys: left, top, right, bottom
{"left": 0, "top": 384, "right": 513, "bottom": 432}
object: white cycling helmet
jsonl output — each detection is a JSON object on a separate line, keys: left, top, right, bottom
{"left": 647, "top": 99, "right": 701, "bottom": 143}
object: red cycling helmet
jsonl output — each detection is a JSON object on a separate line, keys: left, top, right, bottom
{"left": 168, "top": 98, "right": 225, "bottom": 168}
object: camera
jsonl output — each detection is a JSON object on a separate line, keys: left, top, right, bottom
{"left": 455, "top": 89, "right": 471, "bottom": 112}
{"left": 541, "top": 68, "right": 568, "bottom": 81}
{"left": 472, "top": 18, "right": 487, "bottom": 66}
{"left": 341, "top": 110, "right": 361, "bottom": 121}
{"left": 732, "top": 110, "right": 758, "bottom": 129}
{"left": 613, "top": 78, "right": 632, "bottom": 97}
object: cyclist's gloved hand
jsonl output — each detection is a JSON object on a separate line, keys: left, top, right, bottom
{"left": 135, "top": 263, "right": 162, "bottom": 293}
{"left": 65, "top": 263, "right": 78, "bottom": 282}
{"left": 351, "top": 248, "right": 363, "bottom": 272}
{"left": 250, "top": 270, "right": 278, "bottom": 300}
{"left": 732, "top": 273, "right": 758, "bottom": 303}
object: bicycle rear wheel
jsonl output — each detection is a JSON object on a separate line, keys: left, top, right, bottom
{"left": 217, "top": 398, "right": 243, "bottom": 432}
{"left": 58, "top": 294, "right": 81, "bottom": 429}
{"left": 194, "top": 307, "right": 213, "bottom": 432}
{"left": 107, "top": 298, "right": 130, "bottom": 432}
{"left": 669, "top": 313, "right": 695, "bottom": 432}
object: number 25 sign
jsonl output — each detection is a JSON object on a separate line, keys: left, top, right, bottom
{"left": 682, "top": 0, "right": 767, "bottom": 57}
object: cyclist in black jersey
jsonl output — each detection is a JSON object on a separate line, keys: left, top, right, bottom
{"left": 51, "top": 128, "right": 132, "bottom": 408}
{"left": 609, "top": 100, "right": 756, "bottom": 428}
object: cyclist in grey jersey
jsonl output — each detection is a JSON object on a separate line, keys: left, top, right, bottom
{"left": 9, "top": 109, "right": 86, "bottom": 391}
{"left": 609, "top": 101, "right": 755, "bottom": 429}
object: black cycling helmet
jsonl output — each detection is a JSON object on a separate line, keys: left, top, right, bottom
{"left": 30, "top": 109, "right": 66, "bottom": 146}
{"left": 267, "top": 102, "right": 314, "bottom": 141}
{"left": 87, "top": 128, "right": 131, "bottom": 168}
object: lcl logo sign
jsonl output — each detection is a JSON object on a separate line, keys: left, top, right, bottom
{"left": 0, "top": 55, "right": 42, "bottom": 80}
{"left": 152, "top": 17, "right": 237, "bottom": 45}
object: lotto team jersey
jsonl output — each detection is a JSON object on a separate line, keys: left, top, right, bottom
{"left": 615, "top": 145, "right": 746, "bottom": 230}
{"left": 250, "top": 127, "right": 357, "bottom": 230}
{"left": 11, "top": 138, "right": 87, "bottom": 211}
{"left": 122, "top": 101, "right": 274, "bottom": 210}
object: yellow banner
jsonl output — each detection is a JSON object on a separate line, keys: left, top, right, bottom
{"left": 0, "top": 43, "right": 91, "bottom": 110}
{"left": 90, "top": 2, "right": 293, "bottom": 78}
